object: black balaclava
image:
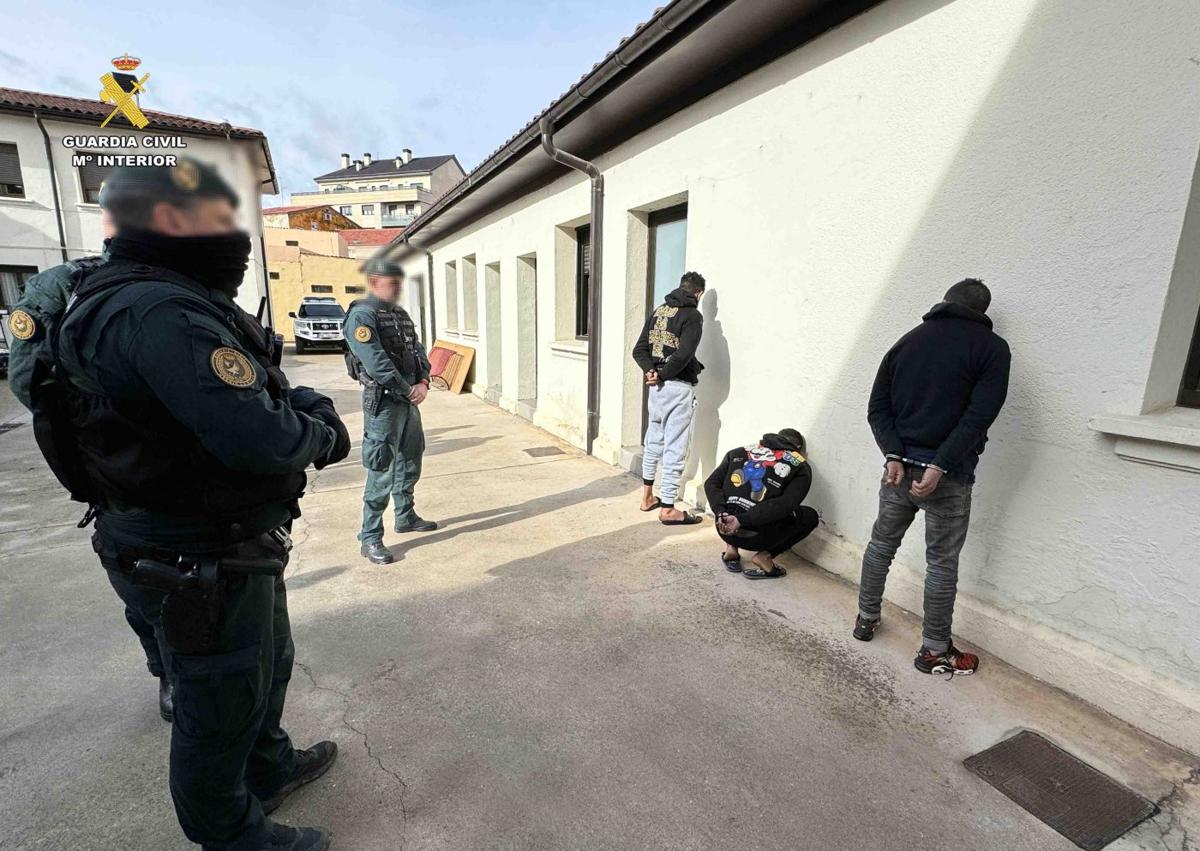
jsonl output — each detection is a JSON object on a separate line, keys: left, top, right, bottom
{"left": 107, "top": 228, "right": 252, "bottom": 298}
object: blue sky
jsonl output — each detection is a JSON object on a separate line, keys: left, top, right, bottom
{"left": 1, "top": 0, "right": 657, "bottom": 202}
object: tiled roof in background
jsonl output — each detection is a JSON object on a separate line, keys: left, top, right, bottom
{"left": 0, "top": 87, "right": 265, "bottom": 138}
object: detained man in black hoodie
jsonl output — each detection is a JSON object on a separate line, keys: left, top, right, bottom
{"left": 704, "top": 429, "right": 819, "bottom": 579}
{"left": 854, "top": 278, "right": 1011, "bottom": 677}
{"left": 632, "top": 271, "right": 706, "bottom": 525}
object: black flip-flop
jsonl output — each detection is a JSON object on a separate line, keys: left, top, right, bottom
{"left": 661, "top": 512, "right": 703, "bottom": 526}
{"left": 639, "top": 500, "right": 662, "bottom": 512}
{"left": 743, "top": 566, "right": 787, "bottom": 580}
{"left": 721, "top": 553, "right": 743, "bottom": 572}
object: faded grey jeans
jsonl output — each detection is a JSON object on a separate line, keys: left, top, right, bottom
{"left": 857, "top": 465, "right": 973, "bottom": 654}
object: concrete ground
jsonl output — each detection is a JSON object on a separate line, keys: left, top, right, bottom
{"left": 1, "top": 353, "right": 1196, "bottom": 851}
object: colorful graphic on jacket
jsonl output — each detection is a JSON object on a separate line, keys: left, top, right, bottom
{"left": 733, "top": 444, "right": 806, "bottom": 502}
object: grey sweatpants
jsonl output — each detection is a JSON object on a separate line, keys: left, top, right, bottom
{"left": 642, "top": 379, "right": 696, "bottom": 506}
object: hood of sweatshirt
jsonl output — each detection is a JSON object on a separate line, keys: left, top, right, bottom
{"left": 922, "top": 301, "right": 993, "bottom": 329}
{"left": 664, "top": 287, "right": 699, "bottom": 309}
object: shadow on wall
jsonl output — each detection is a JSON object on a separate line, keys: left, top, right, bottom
{"left": 776, "top": 0, "right": 1200, "bottom": 694}
{"left": 684, "top": 289, "right": 730, "bottom": 508}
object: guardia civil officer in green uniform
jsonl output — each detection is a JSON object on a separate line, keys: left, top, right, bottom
{"left": 344, "top": 257, "right": 435, "bottom": 565}
{"left": 8, "top": 210, "right": 177, "bottom": 725}
{"left": 49, "top": 159, "right": 349, "bottom": 851}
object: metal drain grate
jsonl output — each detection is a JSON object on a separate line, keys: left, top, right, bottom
{"left": 964, "top": 731, "right": 1156, "bottom": 850}
{"left": 0, "top": 422, "right": 23, "bottom": 436}
{"left": 523, "top": 446, "right": 565, "bottom": 457}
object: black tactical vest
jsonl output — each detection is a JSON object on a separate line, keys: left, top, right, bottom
{"left": 52, "top": 262, "right": 305, "bottom": 529}
{"left": 355, "top": 301, "right": 418, "bottom": 377}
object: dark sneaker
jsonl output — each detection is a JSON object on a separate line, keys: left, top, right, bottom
{"left": 395, "top": 514, "right": 438, "bottom": 533}
{"left": 158, "top": 676, "right": 174, "bottom": 722}
{"left": 262, "top": 822, "right": 332, "bottom": 850}
{"left": 261, "top": 741, "right": 339, "bottom": 815}
{"left": 852, "top": 615, "right": 879, "bottom": 642}
{"left": 360, "top": 541, "right": 394, "bottom": 565}
{"left": 914, "top": 644, "right": 979, "bottom": 676}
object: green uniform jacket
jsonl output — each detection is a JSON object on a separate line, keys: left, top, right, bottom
{"left": 8, "top": 256, "right": 104, "bottom": 410}
{"left": 58, "top": 277, "right": 334, "bottom": 547}
{"left": 343, "top": 297, "right": 430, "bottom": 397}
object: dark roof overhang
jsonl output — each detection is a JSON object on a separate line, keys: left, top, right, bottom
{"left": 391, "top": 0, "right": 885, "bottom": 253}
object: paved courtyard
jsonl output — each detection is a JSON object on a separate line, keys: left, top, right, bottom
{"left": 0, "top": 353, "right": 1196, "bottom": 850}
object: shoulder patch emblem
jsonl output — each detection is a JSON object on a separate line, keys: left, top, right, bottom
{"left": 210, "top": 347, "right": 256, "bottom": 388}
{"left": 354, "top": 326, "right": 372, "bottom": 343}
{"left": 8, "top": 309, "right": 35, "bottom": 340}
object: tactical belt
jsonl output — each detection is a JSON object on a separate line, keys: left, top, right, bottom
{"left": 100, "top": 526, "right": 291, "bottom": 584}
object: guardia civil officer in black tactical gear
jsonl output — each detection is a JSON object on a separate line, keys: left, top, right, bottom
{"left": 344, "top": 256, "right": 435, "bottom": 565}
{"left": 45, "top": 158, "right": 351, "bottom": 851}
{"left": 8, "top": 210, "right": 175, "bottom": 723}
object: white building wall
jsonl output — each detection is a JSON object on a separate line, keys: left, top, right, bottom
{"left": 0, "top": 114, "right": 271, "bottom": 317}
{"left": 407, "top": 0, "right": 1200, "bottom": 751}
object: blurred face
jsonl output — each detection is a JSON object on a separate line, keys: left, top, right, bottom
{"left": 368, "top": 274, "right": 402, "bottom": 303}
{"left": 148, "top": 197, "right": 238, "bottom": 237}
{"left": 99, "top": 208, "right": 116, "bottom": 240}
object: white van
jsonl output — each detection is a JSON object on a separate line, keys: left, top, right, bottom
{"left": 288, "top": 297, "right": 346, "bottom": 353}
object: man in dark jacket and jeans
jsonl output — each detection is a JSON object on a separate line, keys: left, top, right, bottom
{"left": 705, "top": 429, "right": 819, "bottom": 579}
{"left": 633, "top": 271, "right": 706, "bottom": 525}
{"left": 854, "top": 278, "right": 1011, "bottom": 676}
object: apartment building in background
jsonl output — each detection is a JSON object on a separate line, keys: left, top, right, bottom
{"left": 0, "top": 87, "right": 277, "bottom": 323}
{"left": 289, "top": 150, "right": 465, "bottom": 229}
{"left": 385, "top": 0, "right": 1200, "bottom": 754}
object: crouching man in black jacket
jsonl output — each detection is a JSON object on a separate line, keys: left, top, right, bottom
{"left": 855, "top": 278, "right": 1011, "bottom": 677}
{"left": 703, "top": 429, "right": 819, "bottom": 579}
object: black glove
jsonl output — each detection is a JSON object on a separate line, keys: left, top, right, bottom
{"left": 289, "top": 385, "right": 333, "bottom": 414}
{"left": 308, "top": 403, "right": 351, "bottom": 470}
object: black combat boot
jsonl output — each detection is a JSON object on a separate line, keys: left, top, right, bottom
{"left": 158, "top": 676, "right": 174, "bottom": 723}
{"left": 261, "top": 741, "right": 339, "bottom": 815}
{"left": 261, "top": 822, "right": 332, "bottom": 850}
{"left": 395, "top": 513, "right": 438, "bottom": 533}
{"left": 360, "top": 541, "right": 394, "bottom": 565}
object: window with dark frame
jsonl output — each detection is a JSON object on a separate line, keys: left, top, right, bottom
{"left": 285, "top": 239, "right": 299, "bottom": 247}
{"left": 268, "top": 272, "right": 280, "bottom": 280}
{"left": 0, "top": 265, "right": 38, "bottom": 310}
{"left": 575, "top": 224, "right": 591, "bottom": 338}
{"left": 1180, "top": 308, "right": 1200, "bottom": 408}
{"left": 0, "top": 142, "right": 25, "bottom": 198}
{"left": 346, "top": 286, "right": 364, "bottom": 294}
{"left": 76, "top": 154, "right": 112, "bottom": 204}
{"left": 362, "top": 204, "right": 374, "bottom": 215}
{"left": 339, "top": 206, "right": 352, "bottom": 215}
{"left": 311, "top": 285, "right": 333, "bottom": 293}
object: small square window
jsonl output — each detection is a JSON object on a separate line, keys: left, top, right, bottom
{"left": 339, "top": 206, "right": 352, "bottom": 216}
{"left": 0, "top": 142, "right": 25, "bottom": 199}
{"left": 361, "top": 204, "right": 374, "bottom": 215}
{"left": 268, "top": 271, "right": 280, "bottom": 280}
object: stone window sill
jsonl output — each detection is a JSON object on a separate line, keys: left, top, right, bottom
{"left": 549, "top": 339, "right": 588, "bottom": 359}
{"left": 1088, "top": 407, "right": 1200, "bottom": 473}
